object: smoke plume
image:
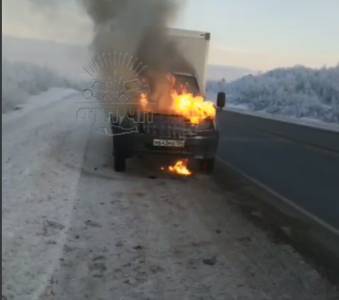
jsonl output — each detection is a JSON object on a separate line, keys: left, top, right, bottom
{"left": 80, "top": 0, "right": 192, "bottom": 114}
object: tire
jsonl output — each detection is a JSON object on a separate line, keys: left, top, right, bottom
{"left": 112, "top": 126, "right": 127, "bottom": 172}
{"left": 111, "top": 120, "right": 133, "bottom": 159}
{"left": 198, "top": 158, "right": 215, "bottom": 174}
{"left": 114, "top": 152, "right": 126, "bottom": 172}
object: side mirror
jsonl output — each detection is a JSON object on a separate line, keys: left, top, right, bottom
{"left": 216, "top": 92, "right": 226, "bottom": 108}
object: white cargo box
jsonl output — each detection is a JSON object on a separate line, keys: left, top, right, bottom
{"left": 167, "top": 28, "right": 210, "bottom": 94}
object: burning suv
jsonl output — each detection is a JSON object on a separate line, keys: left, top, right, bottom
{"left": 111, "top": 72, "right": 226, "bottom": 174}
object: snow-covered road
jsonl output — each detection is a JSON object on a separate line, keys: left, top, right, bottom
{"left": 2, "top": 90, "right": 338, "bottom": 300}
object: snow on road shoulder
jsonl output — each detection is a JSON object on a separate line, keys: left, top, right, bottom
{"left": 2, "top": 92, "right": 90, "bottom": 300}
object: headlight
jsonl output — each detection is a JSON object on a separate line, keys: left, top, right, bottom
{"left": 197, "top": 118, "right": 214, "bottom": 130}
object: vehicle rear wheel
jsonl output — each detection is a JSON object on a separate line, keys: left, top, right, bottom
{"left": 198, "top": 158, "right": 215, "bottom": 174}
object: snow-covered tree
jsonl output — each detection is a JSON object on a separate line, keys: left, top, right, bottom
{"left": 207, "top": 65, "right": 339, "bottom": 124}
{"left": 2, "top": 59, "right": 84, "bottom": 113}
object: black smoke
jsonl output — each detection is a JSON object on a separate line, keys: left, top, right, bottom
{"left": 80, "top": 0, "right": 191, "bottom": 73}
{"left": 80, "top": 0, "right": 195, "bottom": 114}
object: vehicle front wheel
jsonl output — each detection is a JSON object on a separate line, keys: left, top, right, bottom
{"left": 114, "top": 153, "right": 126, "bottom": 172}
{"left": 198, "top": 158, "right": 215, "bottom": 174}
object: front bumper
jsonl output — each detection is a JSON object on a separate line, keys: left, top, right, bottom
{"left": 130, "top": 132, "right": 219, "bottom": 159}
{"left": 112, "top": 114, "right": 219, "bottom": 159}
{"left": 112, "top": 127, "right": 219, "bottom": 159}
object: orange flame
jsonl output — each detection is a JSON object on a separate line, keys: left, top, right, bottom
{"left": 138, "top": 74, "right": 216, "bottom": 124}
{"left": 170, "top": 89, "right": 216, "bottom": 124}
{"left": 168, "top": 159, "right": 192, "bottom": 176}
{"left": 139, "top": 92, "right": 148, "bottom": 110}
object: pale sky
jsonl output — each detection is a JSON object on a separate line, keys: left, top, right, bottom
{"left": 2, "top": 0, "right": 339, "bottom": 71}
{"left": 175, "top": 0, "right": 339, "bottom": 70}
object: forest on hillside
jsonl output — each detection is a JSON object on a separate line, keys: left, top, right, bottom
{"left": 207, "top": 65, "right": 339, "bottom": 124}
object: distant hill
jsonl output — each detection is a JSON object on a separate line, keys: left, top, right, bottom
{"left": 2, "top": 34, "right": 89, "bottom": 79}
{"left": 207, "top": 64, "right": 256, "bottom": 82}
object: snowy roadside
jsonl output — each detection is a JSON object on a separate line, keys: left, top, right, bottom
{"left": 2, "top": 90, "right": 90, "bottom": 300}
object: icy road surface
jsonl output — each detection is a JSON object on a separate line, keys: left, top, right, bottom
{"left": 2, "top": 90, "right": 338, "bottom": 300}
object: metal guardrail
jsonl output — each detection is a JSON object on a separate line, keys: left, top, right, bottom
{"left": 222, "top": 108, "right": 339, "bottom": 153}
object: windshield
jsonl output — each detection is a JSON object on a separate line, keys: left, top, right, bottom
{"left": 173, "top": 74, "right": 200, "bottom": 96}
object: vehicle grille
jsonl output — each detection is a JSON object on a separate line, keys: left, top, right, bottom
{"left": 141, "top": 114, "right": 198, "bottom": 138}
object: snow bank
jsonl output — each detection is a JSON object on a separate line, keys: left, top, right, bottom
{"left": 2, "top": 59, "right": 84, "bottom": 113}
{"left": 207, "top": 65, "right": 339, "bottom": 124}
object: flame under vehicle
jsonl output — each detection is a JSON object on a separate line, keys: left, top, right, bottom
{"left": 111, "top": 28, "right": 226, "bottom": 173}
